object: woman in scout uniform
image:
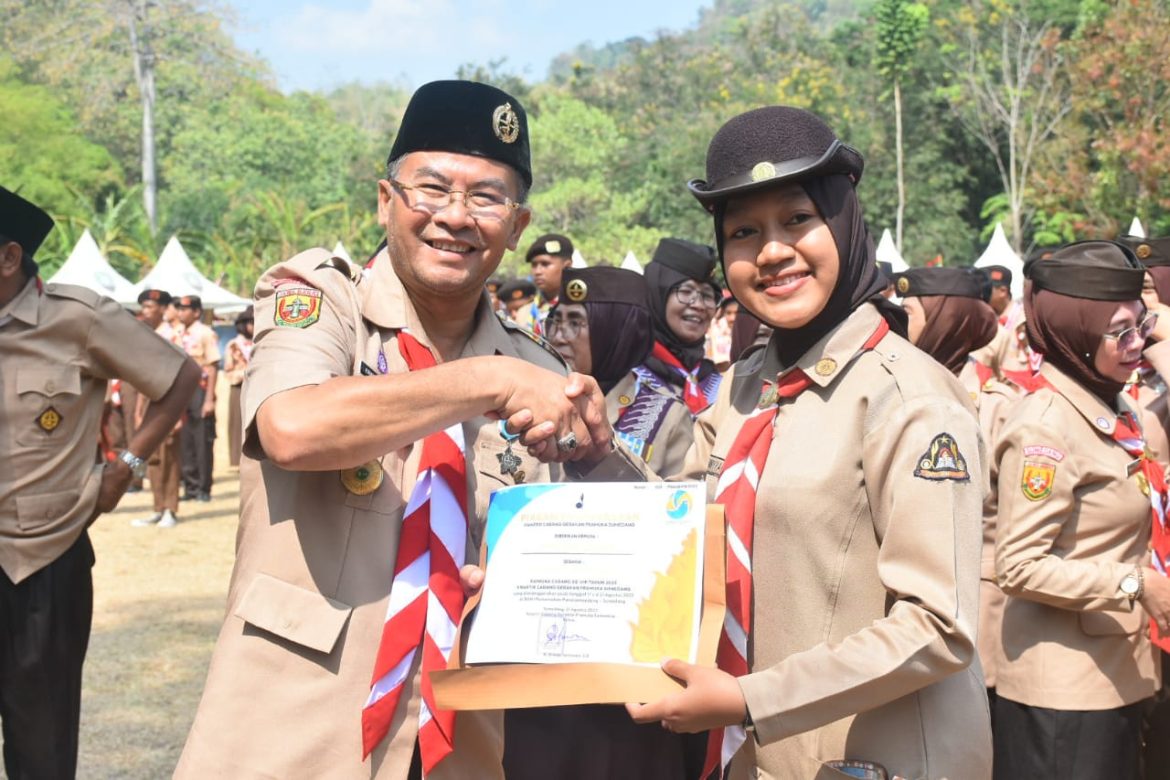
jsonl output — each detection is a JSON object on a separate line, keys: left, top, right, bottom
{"left": 510, "top": 264, "right": 705, "bottom": 779}
{"left": 608, "top": 238, "right": 723, "bottom": 476}
{"left": 896, "top": 266, "right": 1021, "bottom": 713}
{"left": 992, "top": 241, "right": 1170, "bottom": 779}
{"left": 625, "top": 106, "right": 991, "bottom": 779}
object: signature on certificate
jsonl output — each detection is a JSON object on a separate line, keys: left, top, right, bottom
{"left": 537, "top": 613, "right": 590, "bottom": 655}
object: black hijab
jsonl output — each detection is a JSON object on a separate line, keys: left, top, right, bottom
{"left": 643, "top": 239, "right": 721, "bottom": 382}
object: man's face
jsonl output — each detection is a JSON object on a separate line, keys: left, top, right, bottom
{"left": 530, "top": 254, "right": 570, "bottom": 299}
{"left": 378, "top": 151, "right": 530, "bottom": 304}
{"left": 175, "top": 303, "right": 201, "bottom": 326}
{"left": 989, "top": 284, "right": 1011, "bottom": 316}
{"left": 139, "top": 300, "right": 164, "bottom": 328}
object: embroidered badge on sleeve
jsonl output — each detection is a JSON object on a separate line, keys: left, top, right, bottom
{"left": 274, "top": 285, "right": 322, "bottom": 328}
{"left": 1021, "top": 461, "right": 1056, "bottom": 501}
{"left": 913, "top": 432, "right": 970, "bottom": 481}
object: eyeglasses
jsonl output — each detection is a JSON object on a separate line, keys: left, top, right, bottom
{"left": 390, "top": 179, "right": 522, "bottom": 222}
{"left": 672, "top": 285, "right": 719, "bottom": 309}
{"left": 545, "top": 315, "right": 588, "bottom": 340}
{"left": 1102, "top": 312, "right": 1158, "bottom": 347}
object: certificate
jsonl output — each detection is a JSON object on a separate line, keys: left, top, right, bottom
{"left": 431, "top": 483, "right": 726, "bottom": 711}
{"left": 465, "top": 481, "right": 706, "bottom": 666}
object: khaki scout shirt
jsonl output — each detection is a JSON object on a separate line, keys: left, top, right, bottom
{"left": 593, "top": 304, "right": 992, "bottom": 780}
{"left": 1131, "top": 339, "right": 1170, "bottom": 468}
{"left": 994, "top": 362, "right": 1161, "bottom": 710}
{"left": 0, "top": 279, "right": 187, "bottom": 583}
{"left": 176, "top": 248, "right": 588, "bottom": 780}
{"left": 178, "top": 320, "right": 221, "bottom": 368}
{"left": 605, "top": 370, "right": 699, "bottom": 478}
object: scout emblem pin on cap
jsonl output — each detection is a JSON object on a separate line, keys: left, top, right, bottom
{"left": 566, "top": 279, "right": 588, "bottom": 302}
{"left": 493, "top": 103, "right": 520, "bottom": 144}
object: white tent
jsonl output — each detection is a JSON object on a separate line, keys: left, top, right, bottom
{"left": 571, "top": 249, "right": 587, "bottom": 269}
{"left": 620, "top": 251, "right": 642, "bottom": 274}
{"left": 332, "top": 241, "right": 355, "bottom": 265}
{"left": 1128, "top": 217, "right": 1146, "bottom": 238}
{"left": 48, "top": 229, "right": 140, "bottom": 306}
{"left": 974, "top": 223, "right": 1025, "bottom": 300}
{"left": 134, "top": 236, "right": 250, "bottom": 312}
{"left": 875, "top": 229, "right": 908, "bottom": 273}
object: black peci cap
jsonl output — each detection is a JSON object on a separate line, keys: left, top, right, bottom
{"left": 497, "top": 278, "right": 537, "bottom": 303}
{"left": 1117, "top": 235, "right": 1170, "bottom": 269}
{"left": 983, "top": 265, "right": 1013, "bottom": 288}
{"left": 893, "top": 267, "right": 985, "bottom": 299}
{"left": 1025, "top": 240, "right": 1145, "bottom": 301}
{"left": 526, "top": 233, "right": 574, "bottom": 262}
{"left": 687, "top": 106, "right": 864, "bottom": 212}
{"left": 174, "top": 294, "right": 203, "bottom": 310}
{"left": 559, "top": 266, "right": 645, "bottom": 306}
{"left": 0, "top": 186, "right": 55, "bottom": 256}
{"left": 387, "top": 81, "right": 532, "bottom": 188}
{"left": 137, "top": 288, "right": 173, "bottom": 306}
{"left": 648, "top": 238, "right": 720, "bottom": 289}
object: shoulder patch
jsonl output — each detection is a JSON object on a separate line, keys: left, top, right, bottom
{"left": 913, "top": 432, "right": 970, "bottom": 481}
{"left": 1021, "top": 461, "right": 1056, "bottom": 501}
{"left": 315, "top": 255, "right": 360, "bottom": 283}
{"left": 1022, "top": 444, "right": 1064, "bottom": 462}
{"left": 274, "top": 283, "right": 322, "bottom": 328}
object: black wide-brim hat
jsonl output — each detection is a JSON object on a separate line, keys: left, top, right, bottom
{"left": 0, "top": 185, "right": 55, "bottom": 256}
{"left": 387, "top": 80, "right": 532, "bottom": 188}
{"left": 893, "top": 267, "right": 984, "bottom": 299}
{"left": 1025, "top": 240, "right": 1145, "bottom": 301}
{"left": 688, "top": 106, "right": 864, "bottom": 211}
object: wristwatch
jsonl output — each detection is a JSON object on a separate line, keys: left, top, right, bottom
{"left": 118, "top": 449, "right": 148, "bottom": 480}
{"left": 1121, "top": 567, "right": 1145, "bottom": 604}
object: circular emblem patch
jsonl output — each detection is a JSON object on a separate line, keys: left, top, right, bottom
{"left": 566, "top": 279, "right": 588, "bottom": 302}
{"left": 492, "top": 103, "right": 520, "bottom": 144}
{"left": 340, "top": 460, "right": 384, "bottom": 496}
{"left": 36, "top": 406, "right": 62, "bottom": 433}
{"left": 896, "top": 277, "right": 910, "bottom": 295}
{"left": 1138, "top": 244, "right": 1152, "bottom": 260}
{"left": 814, "top": 358, "right": 837, "bottom": 377}
{"left": 750, "top": 162, "right": 776, "bottom": 182}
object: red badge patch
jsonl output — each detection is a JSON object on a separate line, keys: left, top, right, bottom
{"left": 274, "top": 287, "right": 321, "bottom": 328}
{"left": 1021, "top": 461, "right": 1056, "bottom": 501}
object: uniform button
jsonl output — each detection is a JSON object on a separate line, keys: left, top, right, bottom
{"left": 45, "top": 381, "right": 55, "bottom": 393}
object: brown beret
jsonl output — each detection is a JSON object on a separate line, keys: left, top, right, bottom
{"left": 1025, "top": 240, "right": 1144, "bottom": 301}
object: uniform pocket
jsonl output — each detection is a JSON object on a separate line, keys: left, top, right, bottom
{"left": 15, "top": 366, "right": 84, "bottom": 447}
{"left": 233, "top": 572, "right": 353, "bottom": 654}
{"left": 15, "top": 489, "right": 82, "bottom": 531}
{"left": 1079, "top": 608, "right": 1145, "bottom": 637}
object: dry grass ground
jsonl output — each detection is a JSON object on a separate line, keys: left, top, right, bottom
{"left": 1, "top": 395, "right": 242, "bottom": 779}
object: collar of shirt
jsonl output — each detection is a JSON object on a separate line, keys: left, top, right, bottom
{"left": 1039, "top": 361, "right": 1120, "bottom": 436}
{"left": 760, "top": 302, "right": 884, "bottom": 388}
{"left": 0, "top": 276, "right": 41, "bottom": 328}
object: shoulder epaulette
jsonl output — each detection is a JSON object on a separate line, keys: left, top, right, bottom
{"left": 43, "top": 282, "right": 101, "bottom": 308}
{"left": 314, "top": 255, "right": 361, "bottom": 283}
{"left": 500, "top": 317, "right": 569, "bottom": 370}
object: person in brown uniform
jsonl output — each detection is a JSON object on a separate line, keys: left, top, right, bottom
{"left": 526, "top": 232, "right": 574, "bottom": 310}
{"left": 174, "top": 293, "right": 220, "bottom": 502}
{"left": 0, "top": 186, "right": 199, "bottom": 778}
{"left": 223, "top": 305, "right": 254, "bottom": 468}
{"left": 608, "top": 239, "right": 723, "bottom": 477}
{"left": 175, "top": 81, "right": 624, "bottom": 780}
{"left": 620, "top": 107, "right": 991, "bottom": 779}
{"left": 993, "top": 241, "right": 1169, "bottom": 779}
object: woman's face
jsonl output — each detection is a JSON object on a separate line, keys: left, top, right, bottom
{"left": 722, "top": 183, "right": 840, "bottom": 330}
{"left": 902, "top": 296, "right": 927, "bottom": 344}
{"left": 1093, "top": 300, "right": 1146, "bottom": 384}
{"left": 1142, "top": 272, "right": 1160, "bottom": 310}
{"left": 665, "top": 280, "right": 718, "bottom": 343}
{"left": 547, "top": 303, "right": 592, "bottom": 375}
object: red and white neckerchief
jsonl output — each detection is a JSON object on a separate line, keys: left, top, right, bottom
{"left": 361, "top": 330, "right": 468, "bottom": 774}
{"left": 651, "top": 341, "right": 711, "bottom": 415}
{"left": 702, "top": 319, "right": 888, "bottom": 777}
{"left": 1112, "top": 410, "right": 1170, "bottom": 652}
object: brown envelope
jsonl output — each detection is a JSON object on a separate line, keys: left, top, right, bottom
{"left": 431, "top": 505, "right": 726, "bottom": 709}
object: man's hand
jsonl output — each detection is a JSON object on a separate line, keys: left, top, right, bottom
{"left": 493, "top": 363, "right": 600, "bottom": 462}
{"left": 625, "top": 659, "right": 746, "bottom": 733}
{"left": 91, "top": 459, "right": 134, "bottom": 519}
{"left": 459, "top": 564, "right": 485, "bottom": 600}
{"left": 201, "top": 395, "right": 216, "bottom": 418}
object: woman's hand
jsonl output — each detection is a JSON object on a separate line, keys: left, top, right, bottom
{"left": 625, "top": 659, "right": 746, "bottom": 733}
{"left": 1139, "top": 568, "right": 1170, "bottom": 633}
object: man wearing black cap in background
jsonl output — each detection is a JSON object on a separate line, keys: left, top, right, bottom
{"left": 525, "top": 232, "right": 574, "bottom": 310}
{"left": 982, "top": 265, "right": 1013, "bottom": 319}
{"left": 172, "top": 294, "right": 220, "bottom": 503}
{"left": 176, "top": 81, "right": 623, "bottom": 780}
{"left": 0, "top": 186, "right": 199, "bottom": 778}
{"left": 496, "top": 276, "right": 540, "bottom": 331}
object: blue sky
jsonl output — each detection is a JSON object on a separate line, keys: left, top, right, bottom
{"left": 231, "top": 0, "right": 712, "bottom": 93}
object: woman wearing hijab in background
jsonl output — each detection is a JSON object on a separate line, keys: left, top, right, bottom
{"left": 993, "top": 242, "right": 1170, "bottom": 780}
{"left": 624, "top": 106, "right": 991, "bottom": 779}
{"left": 508, "top": 264, "right": 703, "bottom": 780}
{"left": 223, "top": 305, "right": 254, "bottom": 469}
{"left": 897, "top": 266, "right": 1021, "bottom": 720}
{"left": 607, "top": 239, "right": 722, "bottom": 477}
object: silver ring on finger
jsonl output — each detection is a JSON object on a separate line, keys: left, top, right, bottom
{"left": 556, "top": 432, "right": 578, "bottom": 452}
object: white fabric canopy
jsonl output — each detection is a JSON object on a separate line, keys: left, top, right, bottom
{"left": 974, "top": 223, "right": 1024, "bottom": 300}
{"left": 620, "top": 251, "right": 642, "bottom": 274}
{"left": 1128, "top": 217, "right": 1146, "bottom": 239}
{"left": 571, "top": 249, "right": 587, "bottom": 269}
{"left": 875, "top": 229, "right": 908, "bottom": 273}
{"left": 47, "top": 229, "right": 140, "bottom": 306}
{"left": 134, "top": 236, "right": 250, "bottom": 313}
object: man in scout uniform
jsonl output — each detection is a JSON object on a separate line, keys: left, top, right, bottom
{"left": 174, "top": 294, "right": 220, "bottom": 502}
{"left": 176, "top": 81, "right": 624, "bottom": 780}
{"left": 496, "top": 276, "right": 541, "bottom": 332}
{"left": 982, "top": 264, "right": 1013, "bottom": 318}
{"left": 526, "top": 232, "right": 574, "bottom": 310}
{"left": 0, "top": 186, "right": 199, "bottom": 778}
